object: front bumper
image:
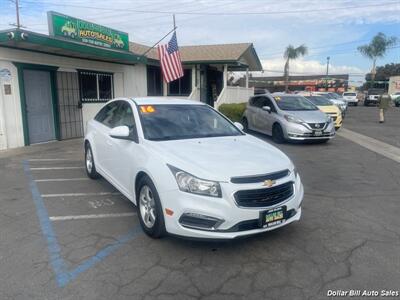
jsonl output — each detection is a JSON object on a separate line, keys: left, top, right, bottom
{"left": 161, "top": 173, "right": 304, "bottom": 239}
{"left": 284, "top": 122, "right": 335, "bottom": 140}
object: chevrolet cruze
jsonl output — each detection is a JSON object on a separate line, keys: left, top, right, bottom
{"left": 84, "top": 98, "right": 303, "bottom": 239}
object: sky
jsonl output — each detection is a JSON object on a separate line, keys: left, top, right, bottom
{"left": 1, "top": 0, "right": 399, "bottom": 86}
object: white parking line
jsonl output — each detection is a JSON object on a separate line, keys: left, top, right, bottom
{"left": 338, "top": 128, "right": 400, "bottom": 164}
{"left": 49, "top": 212, "right": 136, "bottom": 221}
{"left": 28, "top": 158, "right": 71, "bottom": 161}
{"left": 30, "top": 167, "right": 84, "bottom": 170}
{"left": 41, "top": 192, "right": 121, "bottom": 198}
{"left": 35, "top": 178, "right": 90, "bottom": 182}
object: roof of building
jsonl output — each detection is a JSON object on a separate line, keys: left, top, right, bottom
{"left": 130, "top": 41, "right": 262, "bottom": 71}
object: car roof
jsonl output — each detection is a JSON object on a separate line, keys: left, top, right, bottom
{"left": 129, "top": 97, "right": 206, "bottom": 106}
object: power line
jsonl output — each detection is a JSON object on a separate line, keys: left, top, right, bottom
{"left": 19, "top": 0, "right": 400, "bottom": 16}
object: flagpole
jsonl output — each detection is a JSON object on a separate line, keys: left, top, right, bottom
{"left": 141, "top": 25, "right": 177, "bottom": 58}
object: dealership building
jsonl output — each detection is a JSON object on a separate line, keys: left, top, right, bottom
{"left": 0, "top": 12, "right": 261, "bottom": 150}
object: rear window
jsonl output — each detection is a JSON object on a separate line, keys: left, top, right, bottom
{"left": 343, "top": 92, "right": 356, "bottom": 96}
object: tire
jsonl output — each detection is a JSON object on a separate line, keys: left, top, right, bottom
{"left": 319, "top": 139, "right": 329, "bottom": 144}
{"left": 85, "top": 143, "right": 100, "bottom": 179}
{"left": 335, "top": 127, "right": 340, "bottom": 131}
{"left": 272, "top": 123, "right": 285, "bottom": 144}
{"left": 136, "top": 176, "right": 166, "bottom": 238}
{"left": 241, "top": 118, "right": 249, "bottom": 132}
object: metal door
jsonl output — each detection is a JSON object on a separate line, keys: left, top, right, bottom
{"left": 24, "top": 70, "right": 55, "bottom": 144}
{"left": 57, "top": 72, "right": 83, "bottom": 139}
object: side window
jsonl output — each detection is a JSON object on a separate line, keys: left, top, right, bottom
{"left": 94, "top": 101, "right": 121, "bottom": 128}
{"left": 251, "top": 97, "right": 263, "bottom": 108}
{"left": 114, "top": 101, "right": 139, "bottom": 141}
{"left": 262, "top": 97, "right": 276, "bottom": 112}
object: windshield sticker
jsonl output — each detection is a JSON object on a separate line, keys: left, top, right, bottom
{"left": 274, "top": 96, "right": 281, "bottom": 101}
{"left": 140, "top": 105, "right": 156, "bottom": 113}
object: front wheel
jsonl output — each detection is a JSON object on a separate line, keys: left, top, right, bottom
{"left": 137, "top": 176, "right": 166, "bottom": 238}
{"left": 272, "top": 124, "right": 285, "bottom": 144}
{"left": 85, "top": 144, "right": 100, "bottom": 179}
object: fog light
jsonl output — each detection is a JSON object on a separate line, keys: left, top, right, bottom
{"left": 179, "top": 213, "right": 223, "bottom": 231}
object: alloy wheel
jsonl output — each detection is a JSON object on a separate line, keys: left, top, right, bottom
{"left": 86, "top": 148, "right": 93, "bottom": 173}
{"left": 139, "top": 185, "right": 157, "bottom": 228}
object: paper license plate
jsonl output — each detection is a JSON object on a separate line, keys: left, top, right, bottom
{"left": 261, "top": 206, "right": 286, "bottom": 227}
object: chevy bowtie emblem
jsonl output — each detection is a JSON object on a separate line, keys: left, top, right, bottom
{"left": 263, "top": 179, "right": 276, "bottom": 187}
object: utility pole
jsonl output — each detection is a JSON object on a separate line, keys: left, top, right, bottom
{"left": 325, "top": 56, "right": 330, "bottom": 91}
{"left": 9, "top": 0, "right": 22, "bottom": 29}
{"left": 15, "top": 0, "right": 20, "bottom": 29}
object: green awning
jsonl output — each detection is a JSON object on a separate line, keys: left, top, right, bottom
{"left": 0, "top": 29, "right": 146, "bottom": 65}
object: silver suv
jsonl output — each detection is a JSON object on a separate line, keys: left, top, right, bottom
{"left": 242, "top": 93, "right": 335, "bottom": 143}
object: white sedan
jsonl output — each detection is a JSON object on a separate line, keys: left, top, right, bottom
{"left": 84, "top": 97, "right": 304, "bottom": 239}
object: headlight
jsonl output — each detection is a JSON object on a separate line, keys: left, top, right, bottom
{"left": 284, "top": 114, "right": 304, "bottom": 124}
{"left": 168, "top": 165, "right": 222, "bottom": 198}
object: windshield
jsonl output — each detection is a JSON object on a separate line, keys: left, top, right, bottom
{"left": 328, "top": 93, "right": 340, "bottom": 99}
{"left": 138, "top": 104, "right": 243, "bottom": 141}
{"left": 273, "top": 96, "right": 318, "bottom": 111}
{"left": 305, "top": 96, "right": 333, "bottom": 106}
{"left": 343, "top": 92, "right": 356, "bottom": 96}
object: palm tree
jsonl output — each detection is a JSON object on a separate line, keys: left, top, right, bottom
{"left": 283, "top": 44, "right": 308, "bottom": 92}
{"left": 358, "top": 33, "right": 397, "bottom": 84}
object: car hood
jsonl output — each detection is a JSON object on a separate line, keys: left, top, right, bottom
{"left": 318, "top": 105, "right": 340, "bottom": 114}
{"left": 145, "top": 135, "right": 293, "bottom": 182}
{"left": 284, "top": 110, "right": 329, "bottom": 123}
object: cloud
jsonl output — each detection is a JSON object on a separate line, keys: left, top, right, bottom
{"left": 260, "top": 58, "right": 365, "bottom": 76}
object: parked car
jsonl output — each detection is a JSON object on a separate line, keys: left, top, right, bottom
{"left": 84, "top": 97, "right": 303, "bottom": 239}
{"left": 342, "top": 92, "right": 359, "bottom": 106}
{"left": 394, "top": 96, "right": 400, "bottom": 107}
{"left": 364, "top": 88, "right": 384, "bottom": 106}
{"left": 313, "top": 92, "right": 347, "bottom": 114}
{"left": 304, "top": 95, "right": 342, "bottom": 130}
{"left": 242, "top": 93, "right": 335, "bottom": 143}
{"left": 390, "top": 92, "right": 400, "bottom": 106}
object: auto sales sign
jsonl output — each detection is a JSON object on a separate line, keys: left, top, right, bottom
{"left": 47, "top": 11, "right": 129, "bottom": 51}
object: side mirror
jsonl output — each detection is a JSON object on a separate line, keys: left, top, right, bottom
{"left": 233, "top": 122, "right": 244, "bottom": 131}
{"left": 262, "top": 106, "right": 271, "bottom": 113}
{"left": 109, "top": 126, "right": 130, "bottom": 140}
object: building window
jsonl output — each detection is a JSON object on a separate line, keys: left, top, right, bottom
{"left": 79, "top": 71, "right": 114, "bottom": 103}
{"left": 168, "top": 69, "right": 192, "bottom": 96}
{"left": 147, "top": 66, "right": 162, "bottom": 96}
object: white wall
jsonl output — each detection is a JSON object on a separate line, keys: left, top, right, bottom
{"left": 0, "top": 47, "right": 147, "bottom": 149}
{"left": 0, "top": 61, "right": 24, "bottom": 149}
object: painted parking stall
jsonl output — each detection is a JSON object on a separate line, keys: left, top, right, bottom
{"left": 23, "top": 158, "right": 141, "bottom": 287}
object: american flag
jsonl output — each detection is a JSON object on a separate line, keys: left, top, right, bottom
{"left": 158, "top": 32, "right": 184, "bottom": 83}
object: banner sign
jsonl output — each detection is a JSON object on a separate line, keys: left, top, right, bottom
{"left": 47, "top": 11, "right": 129, "bottom": 51}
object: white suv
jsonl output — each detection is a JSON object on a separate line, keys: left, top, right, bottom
{"left": 84, "top": 97, "right": 303, "bottom": 239}
{"left": 342, "top": 92, "right": 359, "bottom": 106}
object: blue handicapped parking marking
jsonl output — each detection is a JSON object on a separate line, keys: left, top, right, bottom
{"left": 23, "top": 160, "right": 141, "bottom": 287}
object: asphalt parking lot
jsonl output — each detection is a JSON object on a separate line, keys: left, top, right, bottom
{"left": 0, "top": 106, "right": 399, "bottom": 300}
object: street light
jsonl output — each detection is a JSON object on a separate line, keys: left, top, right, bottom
{"left": 326, "top": 56, "right": 330, "bottom": 91}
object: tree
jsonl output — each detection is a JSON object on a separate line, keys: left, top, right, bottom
{"left": 283, "top": 44, "right": 308, "bottom": 92}
{"left": 358, "top": 33, "right": 398, "bottom": 83}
